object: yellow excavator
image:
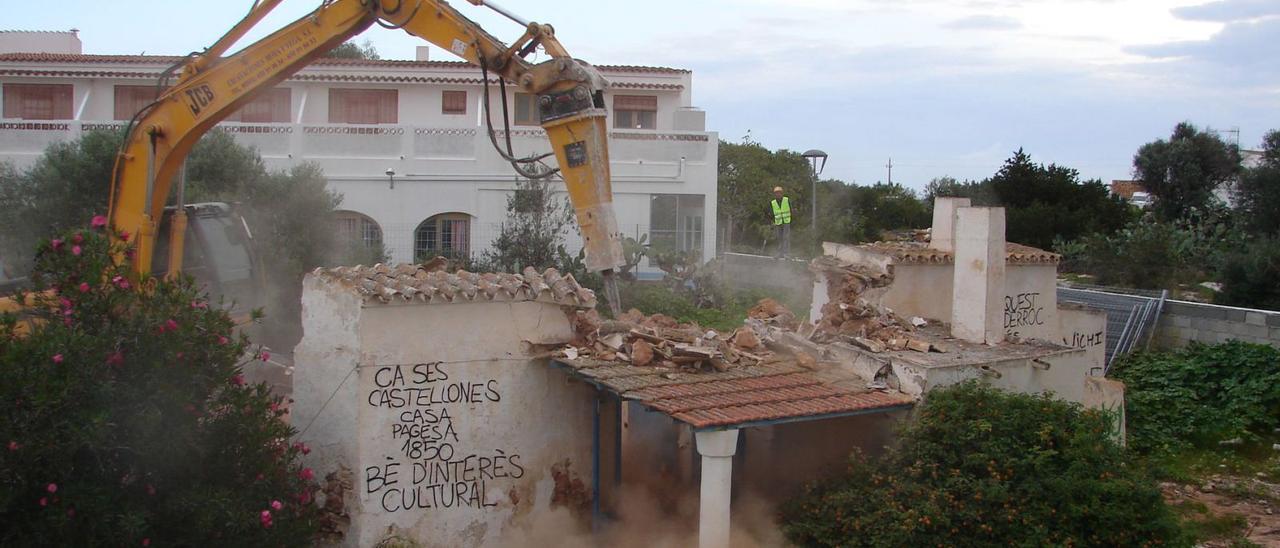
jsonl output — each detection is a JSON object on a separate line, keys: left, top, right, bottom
{"left": 3, "top": 0, "right": 626, "bottom": 320}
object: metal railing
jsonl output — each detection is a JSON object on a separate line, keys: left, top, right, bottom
{"left": 1058, "top": 282, "right": 1168, "bottom": 372}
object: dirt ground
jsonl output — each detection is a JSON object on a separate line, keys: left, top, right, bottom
{"left": 1163, "top": 475, "right": 1280, "bottom": 547}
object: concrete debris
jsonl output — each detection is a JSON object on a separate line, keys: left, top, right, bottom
{"left": 747, "top": 298, "right": 798, "bottom": 328}
{"left": 906, "top": 339, "right": 932, "bottom": 353}
{"left": 852, "top": 337, "right": 886, "bottom": 353}
{"left": 630, "top": 340, "right": 654, "bottom": 366}
{"left": 910, "top": 316, "right": 928, "bottom": 327}
{"left": 731, "top": 327, "right": 761, "bottom": 350}
{"left": 562, "top": 309, "right": 771, "bottom": 373}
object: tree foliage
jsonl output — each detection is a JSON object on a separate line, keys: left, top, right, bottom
{"left": 325, "top": 40, "right": 380, "bottom": 60}
{"left": 717, "top": 137, "right": 813, "bottom": 252}
{"left": 0, "top": 224, "right": 320, "bottom": 545}
{"left": 1216, "top": 235, "right": 1280, "bottom": 310}
{"left": 1133, "top": 122, "right": 1240, "bottom": 220}
{"left": 480, "top": 177, "right": 574, "bottom": 273}
{"left": 0, "top": 129, "right": 124, "bottom": 275}
{"left": 1235, "top": 129, "right": 1280, "bottom": 235}
{"left": 932, "top": 149, "right": 1131, "bottom": 250}
{"left": 0, "top": 129, "right": 354, "bottom": 347}
{"left": 780, "top": 383, "right": 1186, "bottom": 547}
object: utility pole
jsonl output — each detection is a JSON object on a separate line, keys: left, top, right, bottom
{"left": 886, "top": 157, "right": 893, "bottom": 185}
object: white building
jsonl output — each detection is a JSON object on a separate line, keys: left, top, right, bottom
{"left": 0, "top": 33, "right": 717, "bottom": 270}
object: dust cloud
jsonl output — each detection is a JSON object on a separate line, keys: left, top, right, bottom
{"left": 497, "top": 484, "right": 788, "bottom": 548}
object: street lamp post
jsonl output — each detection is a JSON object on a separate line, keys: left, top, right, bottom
{"left": 802, "top": 149, "right": 828, "bottom": 248}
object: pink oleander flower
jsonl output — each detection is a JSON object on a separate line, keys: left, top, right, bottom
{"left": 38, "top": 497, "right": 47, "bottom": 507}
{"left": 298, "top": 468, "right": 314, "bottom": 481}
{"left": 231, "top": 374, "right": 245, "bottom": 386}
{"left": 218, "top": 335, "right": 229, "bottom": 345}
{"left": 112, "top": 276, "right": 131, "bottom": 290}
{"left": 7, "top": 440, "right": 19, "bottom": 451}
{"left": 71, "top": 245, "right": 82, "bottom": 256}
{"left": 260, "top": 350, "right": 271, "bottom": 362}
{"left": 91, "top": 215, "right": 107, "bottom": 229}
{"left": 50, "top": 238, "right": 63, "bottom": 251}
{"left": 71, "top": 233, "right": 83, "bottom": 244}
{"left": 142, "top": 538, "right": 150, "bottom": 547}
{"left": 46, "top": 483, "right": 57, "bottom": 494}
{"left": 59, "top": 297, "right": 72, "bottom": 309}
{"left": 78, "top": 282, "right": 90, "bottom": 293}
{"left": 270, "top": 500, "right": 283, "bottom": 511}
{"left": 52, "top": 354, "right": 63, "bottom": 364}
{"left": 260, "top": 509, "right": 273, "bottom": 528}
{"left": 165, "top": 319, "right": 179, "bottom": 332}
{"left": 191, "top": 300, "right": 207, "bottom": 309}
{"left": 125, "top": 248, "right": 136, "bottom": 260}
{"left": 292, "top": 442, "right": 311, "bottom": 455}
{"left": 106, "top": 351, "right": 124, "bottom": 367}
{"left": 120, "top": 230, "right": 130, "bottom": 242}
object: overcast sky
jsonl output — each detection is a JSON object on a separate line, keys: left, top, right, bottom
{"left": 8, "top": 0, "right": 1278, "bottom": 190}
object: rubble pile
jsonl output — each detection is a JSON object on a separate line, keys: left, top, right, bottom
{"left": 811, "top": 257, "right": 947, "bottom": 354}
{"left": 561, "top": 307, "right": 781, "bottom": 373}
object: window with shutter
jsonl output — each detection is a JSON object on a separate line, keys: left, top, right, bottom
{"left": 513, "top": 93, "right": 538, "bottom": 126}
{"left": 328, "top": 89, "right": 398, "bottom": 124}
{"left": 234, "top": 87, "right": 291, "bottom": 123}
{"left": 441, "top": 90, "right": 467, "bottom": 115}
{"left": 3, "top": 84, "right": 73, "bottom": 120}
{"left": 113, "top": 85, "right": 160, "bottom": 121}
{"left": 613, "top": 95, "right": 657, "bottom": 129}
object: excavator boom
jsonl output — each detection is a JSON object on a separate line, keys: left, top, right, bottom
{"left": 109, "top": 0, "right": 624, "bottom": 282}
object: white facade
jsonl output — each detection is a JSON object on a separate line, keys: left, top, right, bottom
{"left": 0, "top": 51, "right": 718, "bottom": 269}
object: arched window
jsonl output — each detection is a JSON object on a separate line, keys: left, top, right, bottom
{"left": 415, "top": 213, "right": 471, "bottom": 261}
{"left": 334, "top": 210, "right": 382, "bottom": 248}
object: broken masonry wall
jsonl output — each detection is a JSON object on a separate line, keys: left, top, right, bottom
{"left": 1002, "top": 264, "right": 1059, "bottom": 343}
{"left": 294, "top": 284, "right": 596, "bottom": 548}
{"left": 873, "top": 264, "right": 953, "bottom": 321}
{"left": 1057, "top": 303, "right": 1107, "bottom": 375}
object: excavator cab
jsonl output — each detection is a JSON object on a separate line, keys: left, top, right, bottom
{"left": 152, "top": 202, "right": 263, "bottom": 317}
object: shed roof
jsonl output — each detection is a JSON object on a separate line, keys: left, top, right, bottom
{"left": 311, "top": 263, "right": 595, "bottom": 308}
{"left": 552, "top": 358, "right": 915, "bottom": 430}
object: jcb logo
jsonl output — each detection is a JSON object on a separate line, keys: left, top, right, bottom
{"left": 184, "top": 85, "right": 215, "bottom": 116}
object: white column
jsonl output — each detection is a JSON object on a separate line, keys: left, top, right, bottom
{"left": 930, "top": 197, "right": 971, "bottom": 252}
{"left": 951, "top": 207, "right": 1006, "bottom": 344}
{"left": 696, "top": 429, "right": 739, "bottom": 548}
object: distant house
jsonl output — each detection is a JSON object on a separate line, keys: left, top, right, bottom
{"left": 1109, "top": 179, "right": 1146, "bottom": 200}
{"left": 0, "top": 33, "right": 718, "bottom": 270}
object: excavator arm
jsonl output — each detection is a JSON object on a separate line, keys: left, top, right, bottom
{"left": 110, "top": 0, "right": 624, "bottom": 284}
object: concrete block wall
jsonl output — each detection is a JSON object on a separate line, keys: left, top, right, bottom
{"left": 1153, "top": 300, "right": 1280, "bottom": 349}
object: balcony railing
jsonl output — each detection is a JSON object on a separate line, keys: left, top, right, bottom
{"left": 0, "top": 120, "right": 713, "bottom": 175}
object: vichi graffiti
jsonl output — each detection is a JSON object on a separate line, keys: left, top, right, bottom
{"left": 363, "top": 362, "right": 523, "bottom": 514}
{"left": 1064, "top": 330, "right": 1104, "bottom": 349}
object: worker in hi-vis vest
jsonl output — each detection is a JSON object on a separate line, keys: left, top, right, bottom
{"left": 770, "top": 186, "right": 792, "bottom": 258}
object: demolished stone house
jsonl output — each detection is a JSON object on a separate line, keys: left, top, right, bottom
{"left": 291, "top": 198, "right": 1123, "bottom": 548}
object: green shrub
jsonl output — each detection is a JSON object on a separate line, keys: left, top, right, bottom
{"left": 1063, "top": 213, "right": 1243, "bottom": 290}
{"left": 0, "top": 222, "right": 320, "bottom": 545}
{"left": 1112, "top": 341, "right": 1280, "bottom": 453}
{"left": 780, "top": 383, "right": 1186, "bottom": 547}
{"left": 1216, "top": 236, "right": 1280, "bottom": 311}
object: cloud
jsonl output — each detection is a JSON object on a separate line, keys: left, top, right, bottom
{"left": 1171, "top": 0, "right": 1280, "bottom": 22}
{"left": 942, "top": 15, "right": 1022, "bottom": 30}
{"left": 1129, "top": 17, "right": 1280, "bottom": 81}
